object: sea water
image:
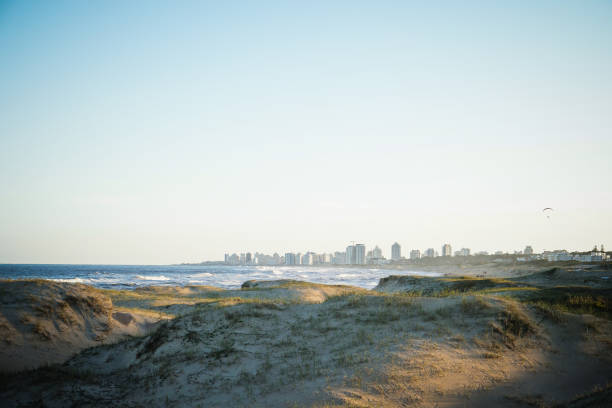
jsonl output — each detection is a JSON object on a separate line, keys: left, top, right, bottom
{"left": 0, "top": 264, "right": 441, "bottom": 290}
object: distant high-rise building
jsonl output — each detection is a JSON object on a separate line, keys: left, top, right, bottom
{"left": 333, "top": 251, "right": 346, "bottom": 265}
{"left": 355, "top": 244, "right": 366, "bottom": 265}
{"left": 459, "top": 248, "right": 470, "bottom": 256}
{"left": 285, "top": 253, "right": 297, "bottom": 265}
{"left": 410, "top": 250, "right": 421, "bottom": 260}
{"left": 424, "top": 248, "right": 435, "bottom": 258}
{"left": 346, "top": 245, "right": 356, "bottom": 265}
{"left": 372, "top": 246, "right": 383, "bottom": 259}
{"left": 246, "top": 252, "right": 252, "bottom": 264}
{"left": 301, "top": 252, "right": 313, "bottom": 265}
{"left": 524, "top": 246, "right": 534, "bottom": 255}
{"left": 442, "top": 244, "right": 452, "bottom": 257}
{"left": 240, "top": 253, "right": 246, "bottom": 264}
{"left": 391, "top": 242, "right": 401, "bottom": 261}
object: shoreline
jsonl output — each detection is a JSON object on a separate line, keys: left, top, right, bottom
{"left": 1, "top": 260, "right": 594, "bottom": 291}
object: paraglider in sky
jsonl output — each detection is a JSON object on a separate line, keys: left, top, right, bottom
{"left": 542, "top": 208, "right": 553, "bottom": 218}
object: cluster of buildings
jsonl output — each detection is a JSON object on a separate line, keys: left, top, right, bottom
{"left": 522, "top": 245, "right": 609, "bottom": 263}
{"left": 407, "top": 244, "right": 471, "bottom": 259}
{"left": 225, "top": 242, "right": 472, "bottom": 266}
{"left": 224, "top": 243, "right": 380, "bottom": 266}
{"left": 224, "top": 243, "right": 610, "bottom": 266}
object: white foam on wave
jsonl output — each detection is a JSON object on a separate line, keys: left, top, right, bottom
{"left": 187, "top": 279, "right": 214, "bottom": 284}
{"left": 337, "top": 273, "right": 359, "bottom": 278}
{"left": 49, "top": 277, "right": 86, "bottom": 283}
{"left": 135, "top": 275, "right": 171, "bottom": 281}
{"left": 190, "top": 272, "right": 213, "bottom": 278}
{"left": 23, "top": 265, "right": 444, "bottom": 291}
{"left": 306, "top": 267, "right": 345, "bottom": 274}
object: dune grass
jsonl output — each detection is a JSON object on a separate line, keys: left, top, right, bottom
{"left": 520, "top": 287, "right": 612, "bottom": 320}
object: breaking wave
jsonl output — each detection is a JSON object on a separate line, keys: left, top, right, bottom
{"left": 135, "top": 275, "right": 171, "bottom": 281}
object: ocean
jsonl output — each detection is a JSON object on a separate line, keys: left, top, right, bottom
{"left": 0, "top": 264, "right": 441, "bottom": 290}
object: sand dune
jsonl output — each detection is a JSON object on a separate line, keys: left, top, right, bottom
{"left": 0, "top": 280, "right": 161, "bottom": 373}
{"left": 1, "top": 267, "right": 611, "bottom": 407}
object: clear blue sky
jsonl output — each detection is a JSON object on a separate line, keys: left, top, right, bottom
{"left": 1, "top": 1, "right": 611, "bottom": 264}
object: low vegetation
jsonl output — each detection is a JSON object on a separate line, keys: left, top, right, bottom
{"left": 1, "top": 267, "right": 611, "bottom": 407}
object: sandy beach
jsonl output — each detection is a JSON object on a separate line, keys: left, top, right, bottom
{"left": 1, "top": 265, "right": 611, "bottom": 407}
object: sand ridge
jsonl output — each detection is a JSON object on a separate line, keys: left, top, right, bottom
{"left": 0, "top": 266, "right": 611, "bottom": 407}
{"left": 0, "top": 280, "right": 161, "bottom": 373}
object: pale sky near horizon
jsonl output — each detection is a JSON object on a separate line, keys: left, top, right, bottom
{"left": 1, "top": 1, "right": 611, "bottom": 264}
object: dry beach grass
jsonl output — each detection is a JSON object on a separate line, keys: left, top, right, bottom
{"left": 0, "top": 266, "right": 611, "bottom": 407}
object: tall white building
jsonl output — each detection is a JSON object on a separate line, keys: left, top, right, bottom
{"left": 301, "top": 252, "right": 313, "bottom": 265}
{"left": 285, "top": 253, "right": 297, "bottom": 265}
{"left": 355, "top": 244, "right": 366, "bottom": 265}
{"left": 391, "top": 242, "right": 401, "bottom": 261}
{"left": 423, "top": 248, "right": 435, "bottom": 258}
{"left": 346, "top": 245, "right": 356, "bottom": 265}
{"left": 442, "top": 244, "right": 452, "bottom": 257}
{"left": 410, "top": 249, "right": 421, "bottom": 260}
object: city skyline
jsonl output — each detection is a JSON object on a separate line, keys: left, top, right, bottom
{"left": 221, "top": 241, "right": 608, "bottom": 266}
